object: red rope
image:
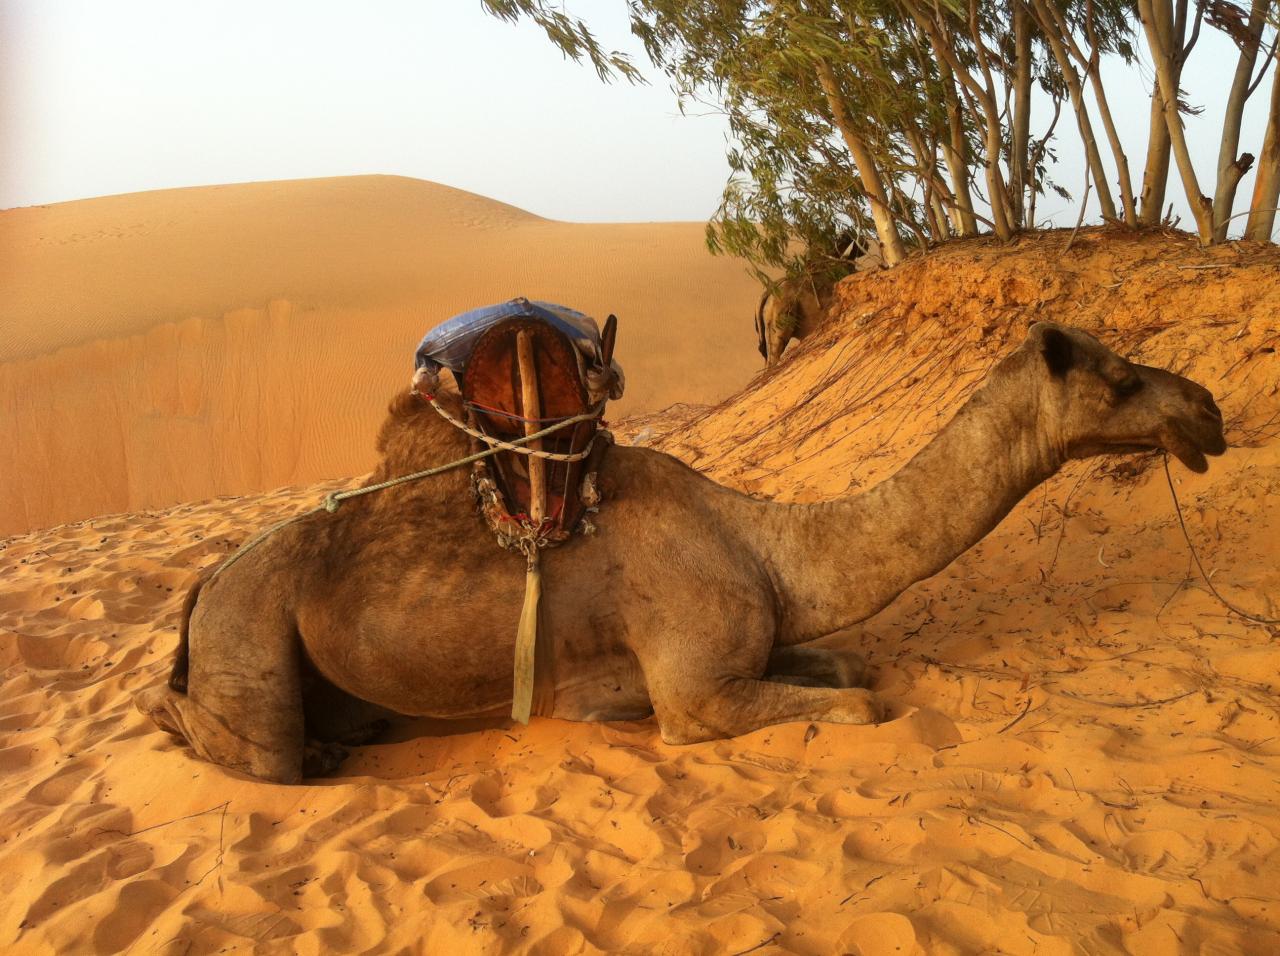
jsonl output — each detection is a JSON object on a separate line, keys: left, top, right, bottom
{"left": 466, "top": 398, "right": 582, "bottom": 426}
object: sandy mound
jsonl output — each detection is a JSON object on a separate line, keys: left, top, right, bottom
{"left": 0, "top": 176, "right": 762, "bottom": 536}
{"left": 2, "top": 230, "right": 1278, "bottom": 953}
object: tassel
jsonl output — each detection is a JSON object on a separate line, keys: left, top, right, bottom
{"left": 511, "top": 546, "right": 542, "bottom": 724}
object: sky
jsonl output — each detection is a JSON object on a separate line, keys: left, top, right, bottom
{"left": 0, "top": 0, "right": 1274, "bottom": 235}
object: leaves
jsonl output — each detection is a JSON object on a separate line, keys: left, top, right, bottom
{"left": 482, "top": 0, "right": 1280, "bottom": 260}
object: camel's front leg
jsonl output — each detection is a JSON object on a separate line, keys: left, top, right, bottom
{"left": 645, "top": 652, "right": 882, "bottom": 745}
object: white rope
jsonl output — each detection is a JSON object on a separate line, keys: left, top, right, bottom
{"left": 424, "top": 394, "right": 604, "bottom": 463}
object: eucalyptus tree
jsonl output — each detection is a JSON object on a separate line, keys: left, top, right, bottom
{"left": 1248, "top": 37, "right": 1280, "bottom": 240}
{"left": 1133, "top": 0, "right": 1279, "bottom": 242}
{"left": 1022, "top": 0, "right": 1138, "bottom": 224}
{"left": 481, "top": 0, "right": 1280, "bottom": 264}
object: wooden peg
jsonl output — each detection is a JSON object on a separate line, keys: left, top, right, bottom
{"left": 516, "top": 329, "right": 546, "bottom": 524}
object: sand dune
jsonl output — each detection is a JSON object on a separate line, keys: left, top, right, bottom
{"left": 2, "top": 231, "right": 1279, "bottom": 953}
{"left": 0, "top": 176, "right": 763, "bottom": 535}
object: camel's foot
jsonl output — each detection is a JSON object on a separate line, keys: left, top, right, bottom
{"left": 136, "top": 684, "right": 184, "bottom": 738}
{"left": 823, "top": 687, "right": 881, "bottom": 724}
{"left": 303, "top": 740, "right": 349, "bottom": 778}
{"left": 766, "top": 645, "right": 868, "bottom": 689}
{"left": 298, "top": 718, "right": 390, "bottom": 777}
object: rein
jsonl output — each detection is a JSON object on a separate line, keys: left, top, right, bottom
{"left": 1162, "top": 453, "right": 1280, "bottom": 627}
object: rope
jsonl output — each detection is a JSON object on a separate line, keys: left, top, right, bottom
{"left": 205, "top": 394, "right": 603, "bottom": 582}
{"left": 465, "top": 398, "right": 573, "bottom": 425}
{"left": 1162, "top": 453, "right": 1280, "bottom": 627}
{"left": 424, "top": 394, "right": 604, "bottom": 463}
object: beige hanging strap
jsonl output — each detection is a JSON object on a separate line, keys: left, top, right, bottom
{"left": 511, "top": 542, "right": 542, "bottom": 724}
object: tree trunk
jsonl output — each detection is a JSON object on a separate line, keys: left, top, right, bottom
{"left": 1074, "top": 0, "right": 1138, "bottom": 224}
{"left": 905, "top": 2, "right": 1013, "bottom": 239}
{"left": 1139, "top": 0, "right": 1179, "bottom": 225}
{"left": 904, "top": 126, "right": 952, "bottom": 242}
{"left": 937, "top": 58, "right": 979, "bottom": 237}
{"left": 1031, "top": 0, "right": 1137, "bottom": 221}
{"left": 1031, "top": 0, "right": 1118, "bottom": 221}
{"left": 929, "top": 193, "right": 951, "bottom": 240}
{"left": 1085, "top": 65, "right": 1138, "bottom": 225}
{"left": 815, "top": 60, "right": 908, "bottom": 266}
{"left": 1137, "top": 0, "right": 1215, "bottom": 241}
{"left": 1246, "top": 46, "right": 1280, "bottom": 241}
{"left": 1140, "top": 81, "right": 1173, "bottom": 223}
{"left": 964, "top": 0, "right": 1016, "bottom": 235}
{"left": 1212, "top": 0, "right": 1269, "bottom": 241}
{"left": 1010, "top": 7, "right": 1034, "bottom": 229}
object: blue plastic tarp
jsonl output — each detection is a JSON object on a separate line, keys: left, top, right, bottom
{"left": 414, "top": 297, "right": 604, "bottom": 374}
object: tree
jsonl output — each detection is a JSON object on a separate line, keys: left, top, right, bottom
{"left": 484, "top": 0, "right": 1279, "bottom": 266}
{"left": 1247, "top": 38, "right": 1280, "bottom": 239}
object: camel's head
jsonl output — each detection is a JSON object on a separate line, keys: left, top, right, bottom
{"left": 1024, "top": 321, "right": 1227, "bottom": 472}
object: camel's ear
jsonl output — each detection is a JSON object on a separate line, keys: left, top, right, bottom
{"left": 1031, "top": 322, "right": 1073, "bottom": 378}
{"left": 601, "top": 314, "right": 618, "bottom": 366}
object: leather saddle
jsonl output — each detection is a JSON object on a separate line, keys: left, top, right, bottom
{"left": 460, "top": 315, "right": 617, "bottom": 543}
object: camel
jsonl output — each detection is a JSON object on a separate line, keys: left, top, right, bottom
{"left": 137, "top": 321, "right": 1227, "bottom": 783}
{"left": 755, "top": 238, "right": 864, "bottom": 365}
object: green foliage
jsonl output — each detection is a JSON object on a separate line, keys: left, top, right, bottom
{"left": 479, "top": 1, "right": 644, "bottom": 82}
{"left": 486, "top": 0, "right": 1280, "bottom": 261}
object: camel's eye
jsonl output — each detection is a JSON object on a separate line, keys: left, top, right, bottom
{"left": 1113, "top": 374, "right": 1142, "bottom": 399}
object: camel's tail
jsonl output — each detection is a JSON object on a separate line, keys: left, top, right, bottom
{"left": 169, "top": 573, "right": 209, "bottom": 693}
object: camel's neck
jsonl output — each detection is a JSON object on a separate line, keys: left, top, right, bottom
{"left": 749, "top": 351, "right": 1062, "bottom": 641}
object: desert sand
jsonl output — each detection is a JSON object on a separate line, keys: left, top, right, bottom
{"left": 0, "top": 176, "right": 762, "bottom": 536}
{"left": 1, "top": 230, "right": 1279, "bottom": 954}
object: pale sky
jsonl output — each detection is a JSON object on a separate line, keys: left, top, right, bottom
{"left": 0, "top": 0, "right": 1273, "bottom": 236}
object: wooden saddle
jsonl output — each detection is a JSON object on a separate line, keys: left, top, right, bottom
{"left": 460, "top": 314, "right": 617, "bottom": 545}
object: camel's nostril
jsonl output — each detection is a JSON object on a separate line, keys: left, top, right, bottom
{"left": 1202, "top": 396, "right": 1222, "bottom": 420}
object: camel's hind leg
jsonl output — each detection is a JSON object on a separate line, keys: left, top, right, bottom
{"left": 136, "top": 610, "right": 306, "bottom": 784}
{"left": 765, "top": 645, "right": 868, "bottom": 689}
{"left": 136, "top": 684, "right": 301, "bottom": 783}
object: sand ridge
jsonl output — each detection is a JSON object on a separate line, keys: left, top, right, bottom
{"left": 0, "top": 176, "right": 763, "bottom": 535}
{"left": 1, "top": 230, "right": 1279, "bottom": 953}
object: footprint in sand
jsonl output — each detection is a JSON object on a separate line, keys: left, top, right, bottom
{"left": 423, "top": 857, "right": 540, "bottom": 905}
{"left": 837, "top": 912, "right": 923, "bottom": 955}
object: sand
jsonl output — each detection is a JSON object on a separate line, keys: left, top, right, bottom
{"left": 1, "top": 229, "right": 1279, "bottom": 953}
{"left": 0, "top": 176, "right": 763, "bottom": 536}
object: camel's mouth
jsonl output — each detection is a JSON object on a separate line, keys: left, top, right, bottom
{"left": 1161, "top": 412, "right": 1227, "bottom": 474}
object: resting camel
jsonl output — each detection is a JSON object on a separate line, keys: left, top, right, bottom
{"left": 755, "top": 239, "right": 863, "bottom": 365}
{"left": 137, "top": 322, "right": 1226, "bottom": 783}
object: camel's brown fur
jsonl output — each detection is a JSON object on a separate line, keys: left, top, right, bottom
{"left": 138, "top": 322, "right": 1227, "bottom": 783}
{"left": 756, "top": 274, "right": 836, "bottom": 366}
{"left": 755, "top": 239, "right": 864, "bottom": 365}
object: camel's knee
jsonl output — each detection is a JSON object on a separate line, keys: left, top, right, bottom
{"left": 656, "top": 678, "right": 883, "bottom": 744}
{"left": 650, "top": 693, "right": 725, "bottom": 745}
